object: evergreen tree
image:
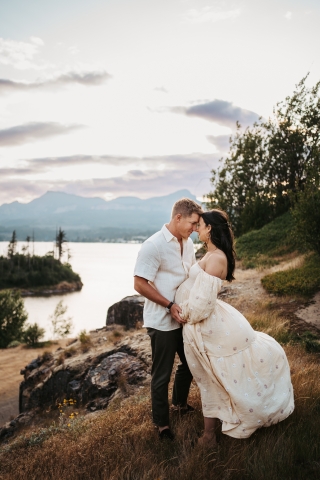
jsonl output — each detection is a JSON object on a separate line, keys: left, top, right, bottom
{"left": 55, "top": 227, "right": 67, "bottom": 261}
{"left": 7, "top": 230, "right": 17, "bottom": 259}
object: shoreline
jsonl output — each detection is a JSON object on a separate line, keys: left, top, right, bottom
{"left": 1, "top": 281, "right": 83, "bottom": 297}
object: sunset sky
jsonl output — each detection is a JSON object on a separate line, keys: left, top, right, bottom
{"left": 0, "top": 0, "right": 319, "bottom": 205}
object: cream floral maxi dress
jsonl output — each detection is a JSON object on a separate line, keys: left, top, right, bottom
{"left": 175, "top": 263, "right": 294, "bottom": 439}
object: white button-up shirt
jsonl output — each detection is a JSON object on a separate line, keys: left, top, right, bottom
{"left": 133, "top": 224, "right": 196, "bottom": 331}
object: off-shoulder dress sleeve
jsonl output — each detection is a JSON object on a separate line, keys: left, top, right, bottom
{"left": 179, "top": 269, "right": 219, "bottom": 324}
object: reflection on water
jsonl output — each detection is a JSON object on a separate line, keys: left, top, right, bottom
{"left": 0, "top": 242, "right": 141, "bottom": 339}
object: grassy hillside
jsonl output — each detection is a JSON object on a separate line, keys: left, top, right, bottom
{"left": 235, "top": 212, "right": 320, "bottom": 298}
{"left": 235, "top": 212, "right": 297, "bottom": 268}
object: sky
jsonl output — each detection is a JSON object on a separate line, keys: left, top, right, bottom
{"left": 0, "top": 0, "right": 319, "bottom": 205}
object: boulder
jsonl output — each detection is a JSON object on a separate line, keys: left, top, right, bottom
{"left": 106, "top": 295, "right": 144, "bottom": 329}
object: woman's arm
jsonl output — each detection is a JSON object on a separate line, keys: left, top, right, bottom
{"left": 179, "top": 269, "right": 219, "bottom": 325}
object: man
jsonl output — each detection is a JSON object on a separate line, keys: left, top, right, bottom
{"left": 134, "top": 197, "right": 203, "bottom": 440}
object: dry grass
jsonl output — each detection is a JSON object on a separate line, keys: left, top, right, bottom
{"left": 1, "top": 305, "right": 320, "bottom": 479}
{"left": 108, "top": 329, "right": 125, "bottom": 345}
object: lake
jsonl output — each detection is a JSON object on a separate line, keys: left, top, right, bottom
{"left": 0, "top": 242, "right": 141, "bottom": 340}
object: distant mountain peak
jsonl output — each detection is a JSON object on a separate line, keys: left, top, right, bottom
{"left": 0, "top": 189, "right": 199, "bottom": 235}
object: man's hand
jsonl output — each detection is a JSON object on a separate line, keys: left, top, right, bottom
{"left": 170, "top": 303, "right": 186, "bottom": 324}
{"left": 134, "top": 276, "right": 187, "bottom": 324}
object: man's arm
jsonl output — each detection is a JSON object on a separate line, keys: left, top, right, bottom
{"left": 134, "top": 276, "right": 185, "bottom": 324}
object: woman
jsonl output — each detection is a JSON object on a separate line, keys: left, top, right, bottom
{"left": 175, "top": 209, "right": 294, "bottom": 446}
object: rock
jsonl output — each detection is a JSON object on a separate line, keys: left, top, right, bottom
{"left": 83, "top": 351, "right": 147, "bottom": 410}
{"left": 0, "top": 422, "right": 15, "bottom": 441}
{"left": 18, "top": 332, "right": 151, "bottom": 416}
{"left": 106, "top": 295, "right": 144, "bottom": 329}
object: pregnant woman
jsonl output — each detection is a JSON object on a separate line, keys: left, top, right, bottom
{"left": 175, "top": 209, "right": 294, "bottom": 447}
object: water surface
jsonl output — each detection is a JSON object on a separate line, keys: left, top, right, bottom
{"left": 0, "top": 242, "right": 141, "bottom": 339}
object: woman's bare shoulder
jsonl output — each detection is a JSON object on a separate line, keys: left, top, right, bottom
{"left": 204, "top": 250, "right": 227, "bottom": 279}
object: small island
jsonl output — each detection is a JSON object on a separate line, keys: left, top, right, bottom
{"left": 0, "top": 230, "right": 82, "bottom": 296}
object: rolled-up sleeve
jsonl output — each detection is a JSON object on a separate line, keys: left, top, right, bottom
{"left": 133, "top": 240, "right": 160, "bottom": 282}
{"left": 180, "top": 269, "right": 218, "bottom": 324}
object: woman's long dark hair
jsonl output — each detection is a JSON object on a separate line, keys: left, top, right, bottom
{"left": 201, "top": 209, "right": 236, "bottom": 282}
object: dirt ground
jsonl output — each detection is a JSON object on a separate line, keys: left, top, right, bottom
{"left": 1, "top": 256, "right": 319, "bottom": 426}
{"left": 0, "top": 340, "right": 68, "bottom": 425}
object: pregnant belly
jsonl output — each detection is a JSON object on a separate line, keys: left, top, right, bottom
{"left": 175, "top": 278, "right": 193, "bottom": 304}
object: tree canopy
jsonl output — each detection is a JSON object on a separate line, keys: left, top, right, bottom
{"left": 207, "top": 75, "right": 320, "bottom": 236}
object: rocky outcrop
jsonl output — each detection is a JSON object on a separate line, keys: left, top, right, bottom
{"left": 106, "top": 295, "right": 145, "bottom": 329}
{"left": 0, "top": 293, "right": 151, "bottom": 442}
{"left": 18, "top": 331, "right": 151, "bottom": 417}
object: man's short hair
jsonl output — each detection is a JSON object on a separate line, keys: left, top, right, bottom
{"left": 171, "top": 197, "right": 203, "bottom": 218}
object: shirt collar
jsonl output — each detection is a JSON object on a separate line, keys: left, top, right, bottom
{"left": 161, "top": 224, "right": 175, "bottom": 242}
{"left": 161, "top": 224, "right": 187, "bottom": 244}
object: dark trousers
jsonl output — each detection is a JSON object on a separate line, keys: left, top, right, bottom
{"left": 147, "top": 327, "right": 193, "bottom": 427}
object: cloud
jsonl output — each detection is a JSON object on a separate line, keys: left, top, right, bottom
{"left": 0, "top": 70, "right": 112, "bottom": 94}
{"left": 285, "top": 11, "right": 292, "bottom": 20}
{"left": 0, "top": 152, "right": 220, "bottom": 203}
{"left": 23, "top": 154, "right": 138, "bottom": 172}
{"left": 0, "top": 36, "right": 48, "bottom": 70}
{"left": 206, "top": 134, "right": 231, "bottom": 152}
{"left": 154, "top": 86, "right": 168, "bottom": 93}
{"left": 169, "top": 99, "right": 260, "bottom": 129}
{"left": 68, "top": 46, "right": 80, "bottom": 55}
{"left": 20, "top": 152, "right": 217, "bottom": 173}
{"left": 29, "top": 37, "right": 45, "bottom": 46}
{"left": 182, "top": 7, "right": 240, "bottom": 24}
{"left": 0, "top": 122, "right": 84, "bottom": 147}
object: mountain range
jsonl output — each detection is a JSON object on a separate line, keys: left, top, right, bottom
{"left": 0, "top": 190, "right": 201, "bottom": 242}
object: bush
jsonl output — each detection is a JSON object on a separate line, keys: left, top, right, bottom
{"left": 261, "top": 252, "right": 320, "bottom": 297}
{"left": 0, "top": 290, "right": 28, "bottom": 348}
{"left": 23, "top": 323, "right": 45, "bottom": 347}
{"left": 78, "top": 330, "right": 92, "bottom": 353}
{"left": 291, "top": 186, "right": 320, "bottom": 255}
{"left": 7, "top": 340, "right": 21, "bottom": 348}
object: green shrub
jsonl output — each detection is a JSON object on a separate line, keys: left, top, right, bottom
{"left": 299, "top": 332, "right": 320, "bottom": 353}
{"left": 291, "top": 186, "right": 320, "bottom": 255}
{"left": 23, "top": 323, "right": 45, "bottom": 347}
{"left": 79, "top": 330, "right": 90, "bottom": 343}
{"left": 0, "top": 290, "right": 28, "bottom": 348}
{"left": 78, "top": 330, "right": 92, "bottom": 353}
{"left": 261, "top": 252, "right": 320, "bottom": 297}
{"left": 7, "top": 340, "right": 21, "bottom": 348}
